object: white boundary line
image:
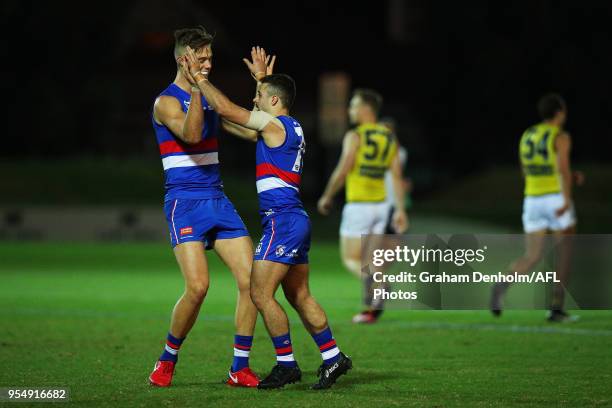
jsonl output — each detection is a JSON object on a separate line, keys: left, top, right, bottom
{"left": 376, "top": 320, "right": 612, "bottom": 337}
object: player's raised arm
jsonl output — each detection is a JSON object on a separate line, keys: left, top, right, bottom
{"left": 317, "top": 131, "right": 360, "bottom": 215}
{"left": 185, "top": 47, "right": 251, "bottom": 127}
{"left": 153, "top": 58, "right": 204, "bottom": 145}
{"left": 243, "top": 46, "right": 276, "bottom": 82}
{"left": 221, "top": 118, "right": 258, "bottom": 142}
{"left": 187, "top": 46, "right": 285, "bottom": 146}
{"left": 220, "top": 49, "right": 278, "bottom": 142}
{"left": 555, "top": 131, "right": 573, "bottom": 216}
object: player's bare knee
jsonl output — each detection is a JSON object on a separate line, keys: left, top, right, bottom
{"left": 342, "top": 256, "right": 361, "bottom": 274}
{"left": 249, "top": 286, "right": 270, "bottom": 310}
{"left": 186, "top": 280, "right": 209, "bottom": 303}
{"left": 231, "top": 262, "right": 252, "bottom": 286}
{"left": 238, "top": 282, "right": 250, "bottom": 295}
{"left": 235, "top": 275, "right": 251, "bottom": 294}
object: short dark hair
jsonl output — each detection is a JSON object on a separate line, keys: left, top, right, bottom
{"left": 353, "top": 88, "right": 383, "bottom": 115}
{"left": 174, "top": 26, "right": 214, "bottom": 57}
{"left": 379, "top": 116, "right": 397, "bottom": 131}
{"left": 537, "top": 93, "right": 566, "bottom": 120}
{"left": 261, "top": 74, "right": 296, "bottom": 110}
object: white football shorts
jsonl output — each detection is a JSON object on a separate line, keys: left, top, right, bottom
{"left": 522, "top": 192, "right": 576, "bottom": 233}
{"left": 340, "top": 202, "right": 393, "bottom": 238}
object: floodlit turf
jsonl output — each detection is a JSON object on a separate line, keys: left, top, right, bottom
{"left": 1, "top": 242, "right": 611, "bottom": 407}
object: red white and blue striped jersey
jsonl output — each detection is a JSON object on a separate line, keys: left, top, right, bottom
{"left": 152, "top": 83, "right": 223, "bottom": 201}
{"left": 255, "top": 116, "right": 305, "bottom": 214}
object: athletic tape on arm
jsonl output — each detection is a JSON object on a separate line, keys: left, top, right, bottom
{"left": 246, "top": 110, "right": 275, "bottom": 131}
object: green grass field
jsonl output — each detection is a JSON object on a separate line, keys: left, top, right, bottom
{"left": 1, "top": 241, "right": 611, "bottom": 407}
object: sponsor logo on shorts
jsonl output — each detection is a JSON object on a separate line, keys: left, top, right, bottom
{"left": 275, "top": 245, "right": 286, "bottom": 256}
{"left": 286, "top": 248, "right": 299, "bottom": 258}
{"left": 180, "top": 227, "right": 193, "bottom": 235}
{"left": 255, "top": 235, "right": 265, "bottom": 255}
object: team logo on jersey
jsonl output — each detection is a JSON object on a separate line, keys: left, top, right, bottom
{"left": 180, "top": 227, "right": 193, "bottom": 235}
{"left": 275, "top": 245, "right": 286, "bottom": 256}
{"left": 182, "top": 100, "right": 214, "bottom": 111}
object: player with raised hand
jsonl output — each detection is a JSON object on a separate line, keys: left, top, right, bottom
{"left": 219, "top": 50, "right": 276, "bottom": 140}
{"left": 185, "top": 46, "right": 352, "bottom": 390}
{"left": 149, "top": 26, "right": 260, "bottom": 388}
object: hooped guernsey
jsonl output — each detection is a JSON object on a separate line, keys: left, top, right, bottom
{"left": 253, "top": 115, "right": 311, "bottom": 265}
{"left": 152, "top": 83, "right": 248, "bottom": 248}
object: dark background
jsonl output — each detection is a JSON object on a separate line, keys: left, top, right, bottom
{"left": 2, "top": 0, "right": 611, "bottom": 231}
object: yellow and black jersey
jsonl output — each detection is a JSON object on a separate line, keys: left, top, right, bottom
{"left": 519, "top": 122, "right": 562, "bottom": 196}
{"left": 346, "top": 123, "right": 397, "bottom": 202}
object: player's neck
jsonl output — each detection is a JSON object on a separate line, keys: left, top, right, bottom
{"left": 269, "top": 107, "right": 289, "bottom": 117}
{"left": 544, "top": 118, "right": 562, "bottom": 128}
{"left": 358, "top": 117, "right": 377, "bottom": 126}
{"left": 173, "top": 72, "right": 193, "bottom": 93}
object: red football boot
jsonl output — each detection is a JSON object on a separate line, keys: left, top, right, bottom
{"left": 225, "top": 367, "right": 260, "bottom": 387}
{"left": 352, "top": 310, "right": 379, "bottom": 324}
{"left": 149, "top": 360, "right": 176, "bottom": 387}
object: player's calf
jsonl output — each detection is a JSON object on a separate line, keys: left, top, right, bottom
{"left": 284, "top": 292, "right": 327, "bottom": 333}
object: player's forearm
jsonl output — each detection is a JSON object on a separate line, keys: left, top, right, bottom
{"left": 392, "top": 174, "right": 406, "bottom": 210}
{"left": 560, "top": 167, "right": 573, "bottom": 203}
{"left": 195, "top": 78, "right": 241, "bottom": 122}
{"left": 322, "top": 167, "right": 347, "bottom": 199}
{"left": 555, "top": 133, "right": 573, "bottom": 204}
{"left": 181, "top": 89, "right": 204, "bottom": 144}
{"left": 222, "top": 119, "right": 257, "bottom": 142}
{"left": 221, "top": 80, "right": 260, "bottom": 141}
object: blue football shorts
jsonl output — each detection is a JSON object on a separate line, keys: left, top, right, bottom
{"left": 164, "top": 196, "right": 249, "bottom": 249}
{"left": 253, "top": 211, "right": 311, "bottom": 265}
